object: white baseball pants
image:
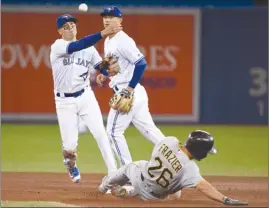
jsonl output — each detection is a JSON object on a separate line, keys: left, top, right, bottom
{"left": 106, "top": 83, "right": 165, "bottom": 167}
{"left": 103, "top": 160, "right": 166, "bottom": 201}
{"left": 55, "top": 87, "right": 117, "bottom": 174}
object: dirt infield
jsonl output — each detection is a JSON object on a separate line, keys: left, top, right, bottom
{"left": 2, "top": 172, "right": 268, "bottom": 207}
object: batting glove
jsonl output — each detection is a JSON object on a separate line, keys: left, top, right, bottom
{"left": 223, "top": 196, "right": 248, "bottom": 206}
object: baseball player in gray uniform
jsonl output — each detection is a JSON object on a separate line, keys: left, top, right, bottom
{"left": 98, "top": 130, "right": 248, "bottom": 206}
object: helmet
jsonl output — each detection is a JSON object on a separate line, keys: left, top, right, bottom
{"left": 100, "top": 6, "right": 122, "bottom": 18}
{"left": 56, "top": 14, "right": 77, "bottom": 29}
{"left": 184, "top": 130, "right": 217, "bottom": 161}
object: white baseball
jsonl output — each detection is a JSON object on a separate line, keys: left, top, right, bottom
{"left": 78, "top": 3, "right": 88, "bottom": 12}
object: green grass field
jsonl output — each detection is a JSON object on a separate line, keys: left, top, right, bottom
{"left": 2, "top": 124, "right": 268, "bottom": 176}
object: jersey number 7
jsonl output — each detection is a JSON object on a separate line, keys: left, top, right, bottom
{"left": 148, "top": 157, "right": 173, "bottom": 188}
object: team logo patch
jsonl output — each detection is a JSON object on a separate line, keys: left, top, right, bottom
{"left": 62, "top": 15, "right": 70, "bottom": 19}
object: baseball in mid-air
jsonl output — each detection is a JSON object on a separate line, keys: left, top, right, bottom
{"left": 78, "top": 3, "right": 88, "bottom": 12}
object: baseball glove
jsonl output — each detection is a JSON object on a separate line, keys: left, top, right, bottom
{"left": 109, "top": 89, "right": 134, "bottom": 113}
{"left": 99, "top": 55, "right": 120, "bottom": 76}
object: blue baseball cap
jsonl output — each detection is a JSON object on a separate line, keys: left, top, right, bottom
{"left": 56, "top": 14, "right": 77, "bottom": 29}
{"left": 100, "top": 6, "right": 122, "bottom": 17}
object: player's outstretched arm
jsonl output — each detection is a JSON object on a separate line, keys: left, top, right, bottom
{"left": 196, "top": 179, "right": 248, "bottom": 206}
{"left": 67, "top": 21, "right": 122, "bottom": 54}
{"left": 67, "top": 32, "right": 103, "bottom": 54}
{"left": 196, "top": 179, "right": 224, "bottom": 202}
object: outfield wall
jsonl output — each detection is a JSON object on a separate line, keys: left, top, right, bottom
{"left": 1, "top": 6, "right": 267, "bottom": 124}
{"left": 200, "top": 8, "right": 268, "bottom": 124}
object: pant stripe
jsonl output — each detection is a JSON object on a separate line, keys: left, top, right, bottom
{"left": 111, "top": 111, "right": 125, "bottom": 165}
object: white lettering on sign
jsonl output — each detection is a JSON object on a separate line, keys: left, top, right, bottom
{"left": 2, "top": 44, "right": 51, "bottom": 69}
{"left": 1, "top": 44, "right": 180, "bottom": 71}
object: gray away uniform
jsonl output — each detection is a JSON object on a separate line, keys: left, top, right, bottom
{"left": 104, "top": 137, "right": 203, "bottom": 201}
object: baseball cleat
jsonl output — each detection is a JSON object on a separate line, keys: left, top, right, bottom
{"left": 111, "top": 186, "right": 127, "bottom": 197}
{"left": 98, "top": 176, "right": 109, "bottom": 193}
{"left": 111, "top": 185, "right": 136, "bottom": 198}
{"left": 98, "top": 176, "right": 117, "bottom": 194}
{"left": 67, "top": 166, "right": 81, "bottom": 183}
{"left": 105, "top": 189, "right": 112, "bottom": 194}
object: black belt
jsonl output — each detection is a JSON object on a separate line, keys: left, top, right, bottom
{"left": 113, "top": 85, "right": 119, "bottom": 93}
{"left": 56, "top": 88, "right": 85, "bottom": 98}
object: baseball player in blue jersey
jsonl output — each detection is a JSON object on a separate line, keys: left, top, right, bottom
{"left": 94, "top": 6, "right": 166, "bottom": 170}
{"left": 98, "top": 130, "right": 248, "bottom": 206}
{"left": 50, "top": 14, "right": 122, "bottom": 183}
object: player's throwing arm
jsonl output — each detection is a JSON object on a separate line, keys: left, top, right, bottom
{"left": 50, "top": 14, "right": 122, "bottom": 183}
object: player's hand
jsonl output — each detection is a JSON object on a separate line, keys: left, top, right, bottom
{"left": 99, "top": 55, "right": 120, "bottom": 76}
{"left": 108, "top": 61, "right": 120, "bottom": 76}
{"left": 106, "top": 56, "right": 120, "bottom": 76}
{"left": 223, "top": 197, "right": 248, "bottom": 206}
{"left": 101, "top": 20, "right": 122, "bottom": 37}
{"left": 96, "top": 74, "right": 107, "bottom": 87}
